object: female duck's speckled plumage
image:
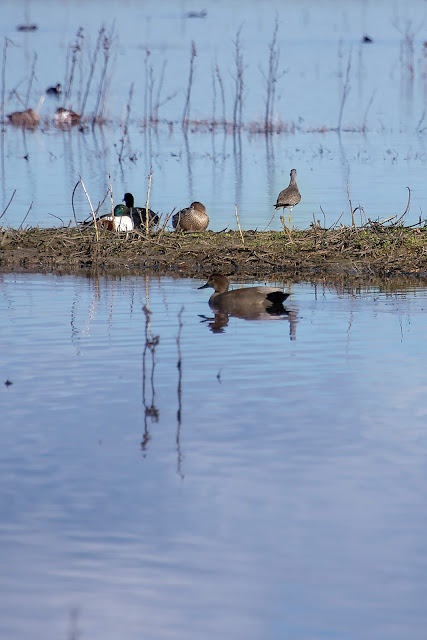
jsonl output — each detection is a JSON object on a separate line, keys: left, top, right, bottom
{"left": 172, "top": 201, "right": 209, "bottom": 232}
{"left": 123, "top": 193, "right": 159, "bottom": 229}
{"left": 198, "top": 274, "right": 290, "bottom": 317}
{"left": 7, "top": 108, "right": 40, "bottom": 128}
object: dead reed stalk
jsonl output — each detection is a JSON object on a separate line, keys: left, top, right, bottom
{"left": 235, "top": 204, "right": 245, "bottom": 246}
{"left": 182, "top": 41, "right": 197, "bottom": 126}
{"left": 93, "top": 32, "right": 112, "bottom": 120}
{"left": 232, "top": 27, "right": 244, "bottom": 132}
{"left": 0, "top": 189, "right": 16, "bottom": 221}
{"left": 262, "top": 17, "right": 284, "bottom": 132}
{"left": 25, "top": 52, "right": 37, "bottom": 110}
{"left": 64, "top": 27, "right": 84, "bottom": 107}
{"left": 79, "top": 175, "right": 99, "bottom": 241}
{"left": 145, "top": 166, "right": 153, "bottom": 237}
{"left": 1, "top": 38, "right": 15, "bottom": 127}
{"left": 18, "top": 201, "right": 33, "bottom": 230}
{"left": 117, "top": 82, "right": 134, "bottom": 163}
{"left": 215, "top": 63, "right": 226, "bottom": 127}
{"left": 144, "top": 49, "right": 151, "bottom": 126}
{"left": 81, "top": 25, "right": 105, "bottom": 116}
{"left": 346, "top": 182, "right": 357, "bottom": 230}
{"left": 338, "top": 50, "right": 351, "bottom": 132}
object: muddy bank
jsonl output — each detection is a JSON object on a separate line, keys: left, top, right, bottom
{"left": 1, "top": 225, "right": 427, "bottom": 286}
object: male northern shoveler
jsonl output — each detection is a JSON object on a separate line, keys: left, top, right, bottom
{"left": 123, "top": 193, "right": 159, "bottom": 229}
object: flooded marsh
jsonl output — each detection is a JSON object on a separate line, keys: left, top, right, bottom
{"left": 2, "top": 272, "right": 427, "bottom": 639}
{"left": 2, "top": 1, "right": 427, "bottom": 638}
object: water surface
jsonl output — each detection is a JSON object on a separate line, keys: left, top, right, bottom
{"left": 1, "top": 272, "right": 427, "bottom": 639}
{"left": 1, "top": 0, "right": 427, "bottom": 230}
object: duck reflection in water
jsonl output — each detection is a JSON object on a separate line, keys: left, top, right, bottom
{"left": 198, "top": 274, "right": 297, "bottom": 338}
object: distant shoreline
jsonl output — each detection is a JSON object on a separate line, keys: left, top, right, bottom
{"left": 1, "top": 226, "right": 427, "bottom": 286}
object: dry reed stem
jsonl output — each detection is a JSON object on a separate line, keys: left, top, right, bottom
{"left": 346, "top": 182, "right": 357, "bottom": 230}
{"left": 338, "top": 51, "right": 352, "bottom": 132}
{"left": 18, "top": 201, "right": 33, "bottom": 230}
{"left": 0, "top": 188, "right": 16, "bottom": 221}
{"left": 145, "top": 166, "right": 153, "bottom": 238}
{"left": 79, "top": 175, "right": 99, "bottom": 242}
{"left": 394, "top": 187, "right": 411, "bottom": 225}
{"left": 108, "top": 174, "right": 114, "bottom": 215}
{"left": 235, "top": 204, "right": 245, "bottom": 246}
{"left": 182, "top": 41, "right": 196, "bottom": 126}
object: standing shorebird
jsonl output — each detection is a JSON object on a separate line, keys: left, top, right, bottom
{"left": 274, "top": 169, "right": 301, "bottom": 232}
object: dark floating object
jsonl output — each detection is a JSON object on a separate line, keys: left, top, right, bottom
{"left": 123, "top": 193, "right": 159, "bottom": 229}
{"left": 185, "top": 10, "right": 207, "bottom": 18}
{"left": 4, "top": 379, "right": 13, "bottom": 387}
{"left": 46, "top": 83, "right": 62, "bottom": 96}
{"left": 7, "top": 108, "right": 40, "bottom": 128}
{"left": 54, "top": 107, "right": 81, "bottom": 127}
{"left": 274, "top": 168, "right": 301, "bottom": 231}
{"left": 17, "top": 24, "right": 38, "bottom": 32}
{"left": 198, "top": 273, "right": 290, "bottom": 317}
{"left": 172, "top": 201, "right": 209, "bottom": 231}
{"left": 362, "top": 34, "right": 373, "bottom": 43}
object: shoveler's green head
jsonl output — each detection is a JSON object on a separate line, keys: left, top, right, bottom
{"left": 114, "top": 204, "right": 128, "bottom": 216}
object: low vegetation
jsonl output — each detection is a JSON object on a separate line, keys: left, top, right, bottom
{"left": 1, "top": 224, "right": 427, "bottom": 286}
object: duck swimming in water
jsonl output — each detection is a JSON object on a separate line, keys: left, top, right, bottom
{"left": 172, "top": 201, "right": 209, "bottom": 232}
{"left": 46, "top": 83, "right": 62, "bottom": 96}
{"left": 198, "top": 274, "right": 290, "bottom": 317}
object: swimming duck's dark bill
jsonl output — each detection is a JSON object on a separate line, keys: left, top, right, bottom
{"left": 198, "top": 282, "right": 210, "bottom": 289}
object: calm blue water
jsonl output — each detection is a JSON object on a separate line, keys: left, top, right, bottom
{"left": 1, "top": 0, "right": 427, "bottom": 230}
{"left": 1, "top": 272, "right": 427, "bottom": 639}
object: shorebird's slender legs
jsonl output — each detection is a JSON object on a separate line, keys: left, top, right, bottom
{"left": 289, "top": 206, "right": 293, "bottom": 232}
{"left": 282, "top": 213, "right": 287, "bottom": 234}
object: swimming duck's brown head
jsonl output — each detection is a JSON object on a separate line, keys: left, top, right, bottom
{"left": 198, "top": 274, "right": 230, "bottom": 294}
